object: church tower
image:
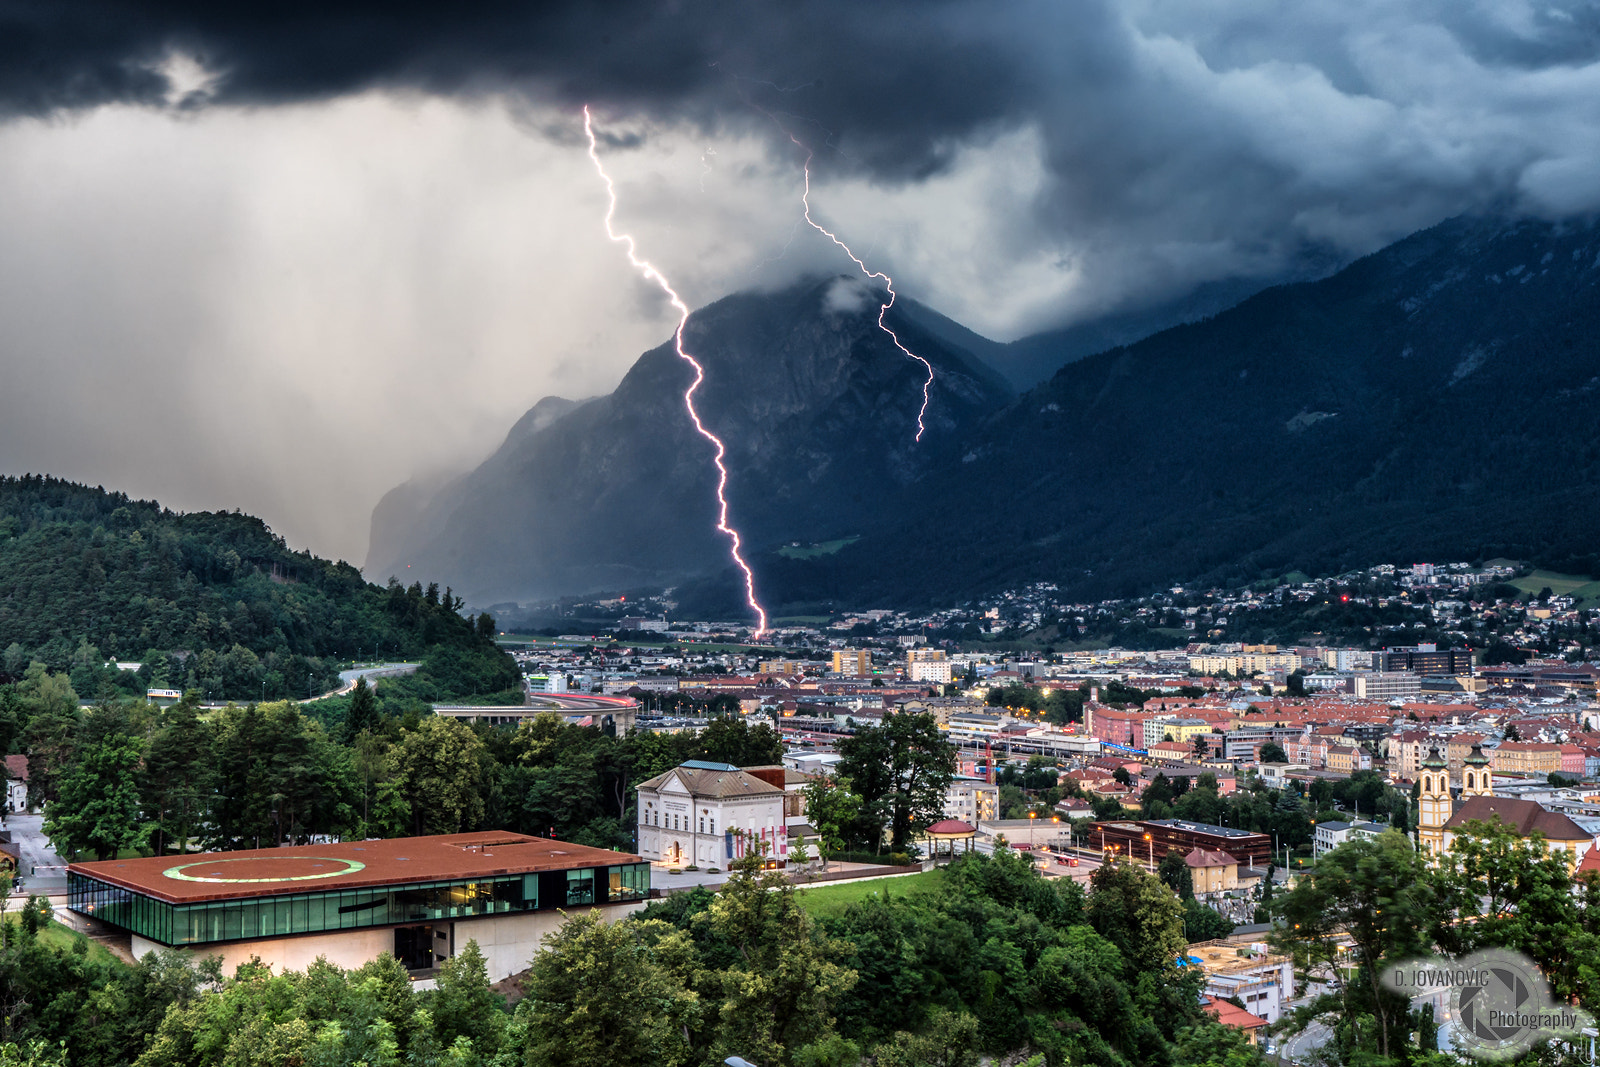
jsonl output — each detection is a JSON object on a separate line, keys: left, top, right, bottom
{"left": 1461, "top": 742, "right": 1492, "bottom": 799}
{"left": 1417, "top": 745, "right": 1450, "bottom": 860}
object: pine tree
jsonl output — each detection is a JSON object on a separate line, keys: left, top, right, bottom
{"left": 344, "top": 678, "right": 380, "bottom": 741}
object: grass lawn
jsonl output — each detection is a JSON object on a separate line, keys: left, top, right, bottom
{"left": 2, "top": 915, "right": 124, "bottom": 968}
{"left": 776, "top": 537, "right": 861, "bottom": 560}
{"left": 1509, "top": 569, "right": 1600, "bottom": 607}
{"left": 794, "top": 869, "right": 944, "bottom": 918}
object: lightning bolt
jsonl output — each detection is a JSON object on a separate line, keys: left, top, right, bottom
{"left": 791, "top": 139, "right": 934, "bottom": 442}
{"left": 583, "top": 107, "right": 769, "bottom": 636}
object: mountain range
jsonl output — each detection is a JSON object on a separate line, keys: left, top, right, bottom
{"left": 367, "top": 214, "right": 1600, "bottom": 617}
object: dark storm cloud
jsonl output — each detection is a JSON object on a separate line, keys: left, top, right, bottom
{"left": 9, "top": 0, "right": 1600, "bottom": 566}
{"left": 0, "top": 0, "right": 1034, "bottom": 179}
{"left": 11, "top": 1, "right": 1600, "bottom": 241}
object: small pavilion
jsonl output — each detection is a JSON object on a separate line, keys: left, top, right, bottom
{"left": 922, "top": 819, "right": 977, "bottom": 860}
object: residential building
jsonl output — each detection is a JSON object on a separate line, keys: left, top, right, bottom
{"left": 1186, "top": 940, "right": 1296, "bottom": 1024}
{"left": 1201, "top": 997, "right": 1268, "bottom": 1045}
{"left": 1187, "top": 652, "right": 1304, "bottom": 676}
{"left": 1492, "top": 742, "right": 1563, "bottom": 776}
{"left": 1383, "top": 645, "right": 1474, "bottom": 674}
{"left": 908, "top": 660, "right": 953, "bottom": 684}
{"left": 831, "top": 649, "right": 872, "bottom": 677}
{"left": 1313, "top": 820, "right": 1386, "bottom": 858}
{"left": 945, "top": 777, "right": 1001, "bottom": 824}
{"left": 1185, "top": 848, "right": 1239, "bottom": 895}
{"left": 1350, "top": 671, "right": 1422, "bottom": 702}
{"left": 1326, "top": 745, "right": 1372, "bottom": 774}
{"left": 636, "top": 761, "right": 789, "bottom": 870}
{"left": 4, "top": 756, "right": 27, "bottom": 813}
{"left": 1254, "top": 763, "right": 1310, "bottom": 790}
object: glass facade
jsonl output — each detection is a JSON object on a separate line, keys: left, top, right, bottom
{"left": 68, "top": 862, "right": 650, "bottom": 947}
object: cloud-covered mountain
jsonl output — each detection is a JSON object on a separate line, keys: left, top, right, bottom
{"left": 373, "top": 213, "right": 1600, "bottom": 616}
{"left": 364, "top": 276, "right": 1012, "bottom": 603}
{"left": 773, "top": 213, "right": 1600, "bottom": 608}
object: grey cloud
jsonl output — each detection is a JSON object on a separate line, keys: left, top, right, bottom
{"left": 8, "top": 0, "right": 1600, "bottom": 564}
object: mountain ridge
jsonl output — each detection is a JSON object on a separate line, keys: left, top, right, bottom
{"left": 365, "top": 275, "right": 1015, "bottom": 602}
{"left": 371, "top": 213, "right": 1600, "bottom": 615}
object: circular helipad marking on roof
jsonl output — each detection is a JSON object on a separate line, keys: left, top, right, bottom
{"left": 162, "top": 857, "right": 366, "bottom": 884}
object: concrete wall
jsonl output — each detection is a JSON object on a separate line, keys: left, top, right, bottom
{"left": 133, "top": 927, "right": 393, "bottom": 975}
{"left": 133, "top": 901, "right": 648, "bottom": 983}
{"left": 443, "top": 903, "right": 643, "bottom": 981}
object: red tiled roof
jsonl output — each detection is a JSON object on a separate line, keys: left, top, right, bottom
{"left": 925, "top": 819, "right": 977, "bottom": 835}
{"left": 1185, "top": 848, "right": 1238, "bottom": 868}
{"left": 1444, "top": 796, "right": 1589, "bottom": 841}
{"left": 4, "top": 755, "right": 26, "bottom": 783}
{"left": 1202, "top": 995, "right": 1268, "bottom": 1031}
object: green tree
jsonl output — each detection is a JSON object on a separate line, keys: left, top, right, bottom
{"left": 209, "top": 702, "right": 354, "bottom": 848}
{"left": 696, "top": 717, "right": 784, "bottom": 767}
{"left": 801, "top": 777, "right": 862, "bottom": 870}
{"left": 18, "top": 664, "right": 79, "bottom": 808}
{"left": 838, "top": 714, "right": 956, "bottom": 853}
{"left": 344, "top": 678, "right": 380, "bottom": 741}
{"left": 869, "top": 1010, "right": 979, "bottom": 1067}
{"left": 696, "top": 856, "right": 856, "bottom": 1066}
{"left": 522, "top": 914, "right": 698, "bottom": 1067}
{"left": 1431, "top": 819, "right": 1600, "bottom": 1004}
{"left": 395, "top": 715, "right": 488, "bottom": 835}
{"left": 1273, "top": 830, "right": 1435, "bottom": 1061}
{"left": 143, "top": 698, "right": 213, "bottom": 856}
{"left": 428, "top": 940, "right": 506, "bottom": 1057}
{"left": 1158, "top": 847, "right": 1195, "bottom": 900}
{"left": 1085, "top": 859, "right": 1186, "bottom": 977}
{"left": 1181, "top": 899, "right": 1234, "bottom": 942}
{"left": 1143, "top": 772, "right": 1174, "bottom": 810}
{"left": 1258, "top": 740, "right": 1287, "bottom": 763}
{"left": 44, "top": 706, "right": 146, "bottom": 860}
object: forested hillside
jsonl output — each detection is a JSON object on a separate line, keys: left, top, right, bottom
{"left": 761, "top": 213, "right": 1600, "bottom": 609}
{"left": 0, "top": 476, "right": 517, "bottom": 702}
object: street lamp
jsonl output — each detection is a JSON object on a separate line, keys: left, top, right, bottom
{"left": 1143, "top": 831, "right": 1153, "bottom": 870}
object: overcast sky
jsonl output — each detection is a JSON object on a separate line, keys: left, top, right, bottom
{"left": 5, "top": 0, "right": 1600, "bottom": 565}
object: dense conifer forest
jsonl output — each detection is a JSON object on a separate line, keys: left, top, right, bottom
{"left": 0, "top": 476, "right": 518, "bottom": 703}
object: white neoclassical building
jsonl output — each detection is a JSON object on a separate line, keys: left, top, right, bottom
{"left": 636, "top": 760, "right": 788, "bottom": 869}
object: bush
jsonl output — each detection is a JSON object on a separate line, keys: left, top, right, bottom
{"left": 684, "top": 865, "right": 699, "bottom": 872}
{"left": 823, "top": 850, "right": 920, "bottom": 866}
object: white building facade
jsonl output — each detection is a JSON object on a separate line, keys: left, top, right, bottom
{"left": 945, "top": 777, "right": 1000, "bottom": 824}
{"left": 636, "top": 761, "right": 789, "bottom": 869}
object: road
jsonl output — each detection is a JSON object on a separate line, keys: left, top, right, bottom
{"left": 1281, "top": 1016, "right": 1332, "bottom": 1063}
{"left": 310, "top": 663, "right": 419, "bottom": 701}
{"left": 7, "top": 813, "right": 69, "bottom": 896}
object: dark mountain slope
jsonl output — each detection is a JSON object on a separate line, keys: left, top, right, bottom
{"left": 365, "top": 276, "right": 1014, "bottom": 603}
{"left": 769, "top": 214, "right": 1600, "bottom": 606}
{"left": 0, "top": 476, "right": 518, "bottom": 701}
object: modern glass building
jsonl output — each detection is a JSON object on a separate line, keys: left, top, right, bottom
{"left": 67, "top": 832, "right": 650, "bottom": 975}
